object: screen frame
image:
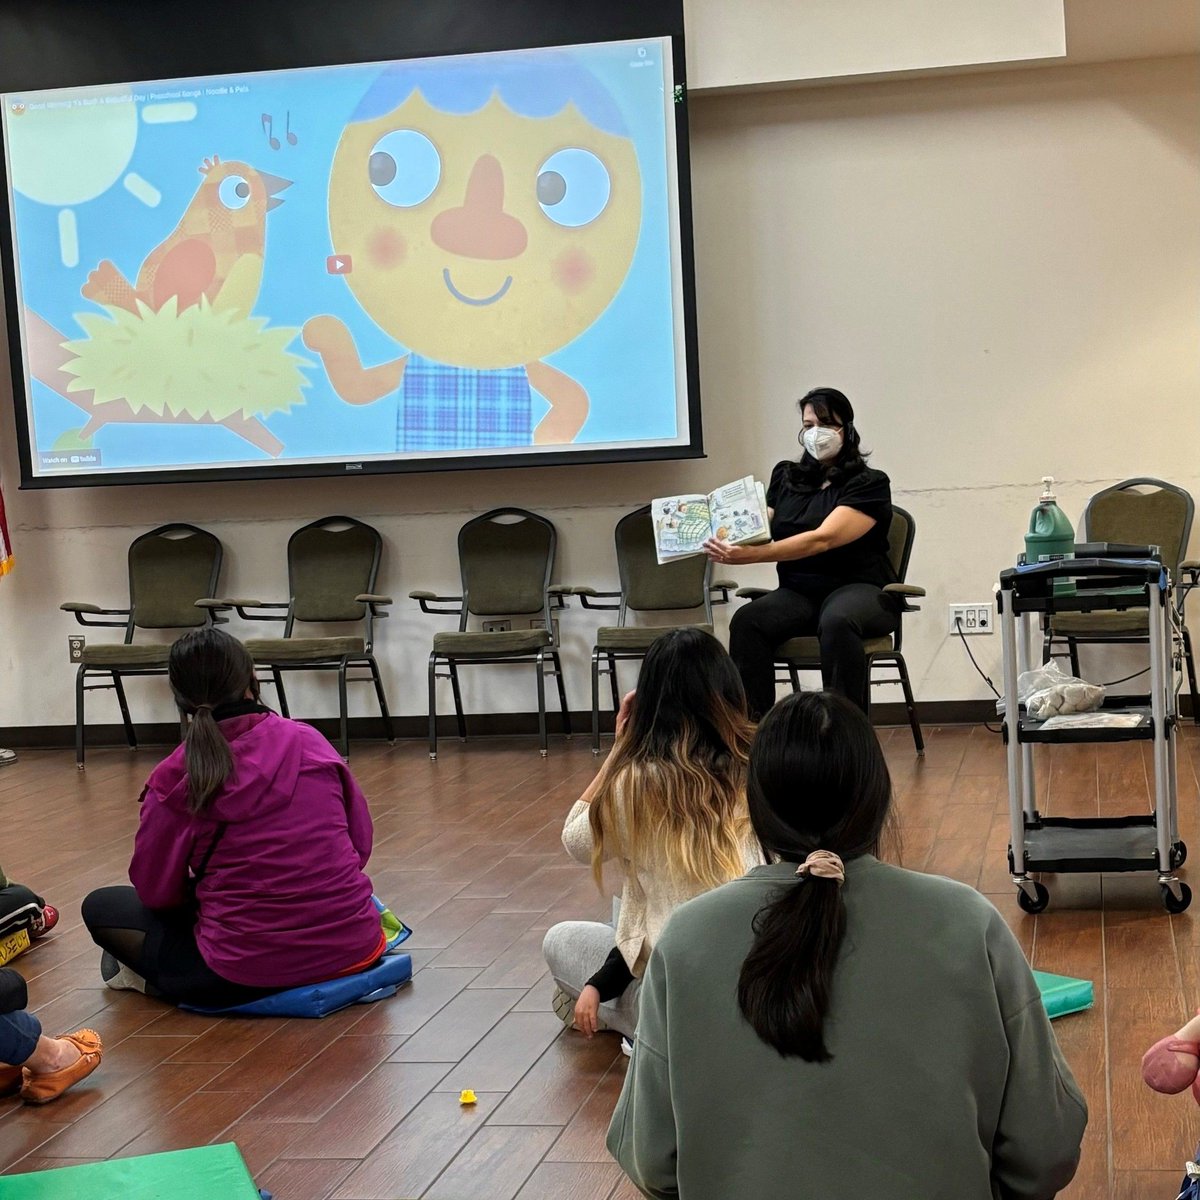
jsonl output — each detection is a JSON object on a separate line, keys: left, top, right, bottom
{"left": 0, "top": 0, "right": 701, "bottom": 489}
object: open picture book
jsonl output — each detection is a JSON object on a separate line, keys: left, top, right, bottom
{"left": 652, "top": 475, "right": 771, "bottom": 563}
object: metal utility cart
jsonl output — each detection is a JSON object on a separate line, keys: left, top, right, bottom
{"left": 999, "top": 554, "right": 1190, "bottom": 914}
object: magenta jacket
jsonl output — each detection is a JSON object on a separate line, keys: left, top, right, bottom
{"left": 130, "top": 711, "right": 381, "bottom": 988}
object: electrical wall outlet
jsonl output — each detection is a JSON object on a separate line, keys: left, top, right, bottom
{"left": 948, "top": 603, "right": 993, "bottom": 635}
{"left": 68, "top": 634, "right": 86, "bottom": 662}
{"left": 482, "top": 619, "right": 511, "bottom": 633}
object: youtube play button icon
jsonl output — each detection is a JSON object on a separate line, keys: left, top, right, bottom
{"left": 326, "top": 254, "right": 353, "bottom": 274}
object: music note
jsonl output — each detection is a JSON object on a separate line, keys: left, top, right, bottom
{"left": 261, "top": 112, "right": 298, "bottom": 150}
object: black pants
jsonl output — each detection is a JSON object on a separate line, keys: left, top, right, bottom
{"left": 729, "top": 583, "right": 899, "bottom": 719}
{"left": 81, "top": 886, "right": 282, "bottom": 1009}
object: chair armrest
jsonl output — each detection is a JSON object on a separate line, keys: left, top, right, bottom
{"left": 60, "top": 601, "right": 131, "bottom": 628}
{"left": 194, "top": 597, "right": 234, "bottom": 625}
{"left": 735, "top": 587, "right": 769, "bottom": 601}
{"left": 571, "top": 585, "right": 621, "bottom": 611}
{"left": 213, "top": 598, "right": 290, "bottom": 622}
{"left": 883, "top": 582, "right": 924, "bottom": 611}
{"left": 409, "top": 590, "right": 464, "bottom": 616}
{"left": 547, "top": 585, "right": 572, "bottom": 609}
{"left": 1178, "top": 561, "right": 1199, "bottom": 606}
{"left": 356, "top": 593, "right": 393, "bottom": 617}
{"left": 710, "top": 579, "right": 738, "bottom": 604}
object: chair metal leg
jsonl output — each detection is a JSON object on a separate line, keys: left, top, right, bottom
{"left": 536, "top": 652, "right": 548, "bottom": 757}
{"left": 788, "top": 664, "right": 801, "bottom": 693}
{"left": 1067, "top": 638, "right": 1081, "bottom": 679}
{"left": 427, "top": 652, "right": 439, "bottom": 761}
{"left": 112, "top": 673, "right": 137, "bottom": 749}
{"left": 367, "top": 656, "right": 395, "bottom": 744}
{"left": 447, "top": 661, "right": 467, "bottom": 741}
{"left": 337, "top": 658, "right": 350, "bottom": 762}
{"left": 1183, "top": 626, "right": 1199, "bottom": 726}
{"left": 894, "top": 653, "right": 925, "bottom": 756}
{"left": 607, "top": 653, "right": 620, "bottom": 710}
{"left": 272, "top": 668, "right": 290, "bottom": 718}
{"left": 591, "top": 649, "right": 602, "bottom": 755}
{"left": 75, "top": 665, "right": 87, "bottom": 771}
{"left": 552, "top": 651, "right": 571, "bottom": 737}
{"left": 1041, "top": 627, "right": 1054, "bottom": 665}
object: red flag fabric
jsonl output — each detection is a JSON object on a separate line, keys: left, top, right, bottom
{"left": 0, "top": 479, "right": 12, "bottom": 576}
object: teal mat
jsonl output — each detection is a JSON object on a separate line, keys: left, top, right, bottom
{"left": 1033, "top": 969, "right": 1094, "bottom": 1019}
{"left": 3, "top": 1142, "right": 260, "bottom": 1198}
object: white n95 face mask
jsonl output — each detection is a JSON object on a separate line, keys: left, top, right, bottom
{"left": 801, "top": 425, "right": 843, "bottom": 462}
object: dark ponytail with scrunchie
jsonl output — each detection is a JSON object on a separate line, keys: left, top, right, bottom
{"left": 736, "top": 691, "right": 893, "bottom": 1060}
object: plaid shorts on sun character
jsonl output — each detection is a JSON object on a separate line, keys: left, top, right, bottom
{"left": 398, "top": 354, "right": 533, "bottom": 452}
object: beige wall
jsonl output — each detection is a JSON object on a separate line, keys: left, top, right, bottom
{"left": 1, "top": 53, "right": 1198, "bottom": 730}
{"left": 685, "top": 0, "right": 1065, "bottom": 90}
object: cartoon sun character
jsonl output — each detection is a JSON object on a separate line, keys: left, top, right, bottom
{"left": 81, "top": 155, "right": 291, "bottom": 318}
{"left": 303, "top": 53, "right": 642, "bottom": 450}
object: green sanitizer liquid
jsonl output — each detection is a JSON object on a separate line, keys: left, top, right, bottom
{"left": 1025, "top": 477, "right": 1075, "bottom": 594}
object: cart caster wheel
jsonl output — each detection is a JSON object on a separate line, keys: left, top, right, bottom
{"left": 1162, "top": 883, "right": 1192, "bottom": 914}
{"left": 1171, "top": 841, "right": 1188, "bottom": 868}
{"left": 1017, "top": 883, "right": 1050, "bottom": 914}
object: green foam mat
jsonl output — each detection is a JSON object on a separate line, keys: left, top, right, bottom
{"left": 1033, "top": 969, "right": 1094, "bottom": 1019}
{"left": 2, "top": 1142, "right": 260, "bottom": 1198}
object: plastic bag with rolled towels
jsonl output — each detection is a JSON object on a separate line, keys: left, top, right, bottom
{"left": 995, "top": 659, "right": 1105, "bottom": 719}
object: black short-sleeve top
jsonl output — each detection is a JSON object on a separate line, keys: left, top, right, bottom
{"left": 766, "top": 461, "right": 896, "bottom": 591}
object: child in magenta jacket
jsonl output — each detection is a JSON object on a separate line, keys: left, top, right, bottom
{"left": 82, "top": 628, "right": 384, "bottom": 1008}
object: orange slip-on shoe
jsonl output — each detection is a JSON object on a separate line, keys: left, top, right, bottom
{"left": 19, "top": 1029, "right": 102, "bottom": 1105}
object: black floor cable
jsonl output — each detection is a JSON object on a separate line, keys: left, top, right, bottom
{"left": 953, "top": 618, "right": 1003, "bottom": 733}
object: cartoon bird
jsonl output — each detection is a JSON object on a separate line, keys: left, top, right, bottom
{"left": 82, "top": 156, "right": 291, "bottom": 318}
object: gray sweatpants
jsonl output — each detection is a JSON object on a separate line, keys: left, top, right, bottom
{"left": 541, "top": 920, "right": 641, "bottom": 1038}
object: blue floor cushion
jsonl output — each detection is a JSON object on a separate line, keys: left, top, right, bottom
{"left": 183, "top": 952, "right": 412, "bottom": 1018}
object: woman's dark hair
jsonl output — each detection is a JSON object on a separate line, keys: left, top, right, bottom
{"left": 168, "top": 628, "right": 258, "bottom": 815}
{"left": 793, "top": 386, "right": 870, "bottom": 486}
{"left": 621, "top": 626, "right": 749, "bottom": 757}
{"left": 737, "top": 690, "right": 893, "bottom": 1061}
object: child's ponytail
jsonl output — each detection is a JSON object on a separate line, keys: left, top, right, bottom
{"left": 167, "top": 629, "right": 257, "bottom": 815}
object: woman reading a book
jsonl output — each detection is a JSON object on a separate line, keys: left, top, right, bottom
{"left": 542, "top": 628, "right": 761, "bottom": 1047}
{"left": 704, "top": 386, "right": 897, "bottom": 718}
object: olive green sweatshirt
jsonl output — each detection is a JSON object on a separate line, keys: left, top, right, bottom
{"left": 608, "top": 858, "right": 1087, "bottom": 1200}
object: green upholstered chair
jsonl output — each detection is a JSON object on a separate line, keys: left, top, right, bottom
{"left": 204, "top": 516, "right": 394, "bottom": 760}
{"left": 1041, "top": 478, "right": 1198, "bottom": 722}
{"left": 735, "top": 505, "right": 926, "bottom": 753}
{"left": 571, "top": 505, "right": 737, "bottom": 753}
{"left": 61, "top": 523, "right": 223, "bottom": 769}
{"left": 410, "top": 507, "right": 570, "bottom": 759}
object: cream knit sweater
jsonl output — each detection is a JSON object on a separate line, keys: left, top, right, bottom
{"left": 561, "top": 795, "right": 762, "bottom": 977}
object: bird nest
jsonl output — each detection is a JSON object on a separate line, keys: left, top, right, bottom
{"left": 61, "top": 298, "right": 311, "bottom": 421}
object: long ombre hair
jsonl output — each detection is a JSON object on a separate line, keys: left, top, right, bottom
{"left": 589, "top": 628, "right": 755, "bottom": 891}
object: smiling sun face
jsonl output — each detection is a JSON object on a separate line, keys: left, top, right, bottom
{"left": 327, "top": 91, "right": 642, "bottom": 369}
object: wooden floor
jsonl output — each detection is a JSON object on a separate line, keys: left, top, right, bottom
{"left": 0, "top": 724, "right": 1197, "bottom": 1198}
